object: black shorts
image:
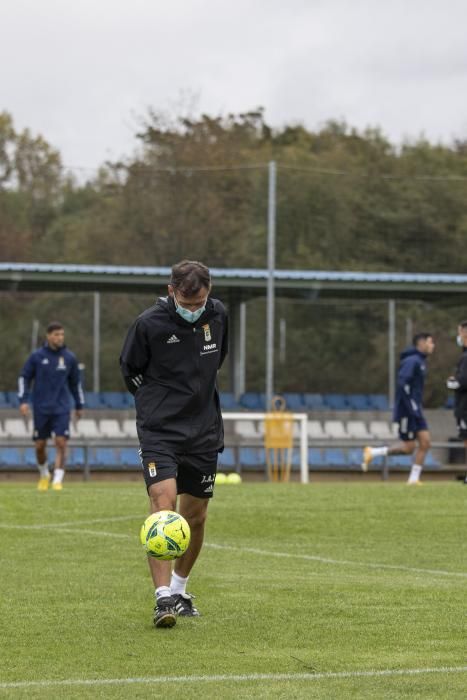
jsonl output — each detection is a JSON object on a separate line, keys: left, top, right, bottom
{"left": 33, "top": 411, "right": 70, "bottom": 440}
{"left": 396, "top": 414, "right": 428, "bottom": 441}
{"left": 456, "top": 415, "right": 467, "bottom": 440}
{"left": 140, "top": 447, "right": 218, "bottom": 498}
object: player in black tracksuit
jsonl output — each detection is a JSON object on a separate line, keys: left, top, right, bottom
{"left": 120, "top": 260, "right": 228, "bottom": 627}
{"left": 121, "top": 298, "right": 228, "bottom": 461}
{"left": 447, "top": 320, "right": 467, "bottom": 483}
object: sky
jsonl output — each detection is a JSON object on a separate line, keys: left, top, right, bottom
{"left": 2, "top": 0, "right": 467, "bottom": 173}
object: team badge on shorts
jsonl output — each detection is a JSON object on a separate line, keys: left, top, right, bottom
{"left": 148, "top": 462, "right": 157, "bottom": 477}
{"left": 202, "top": 324, "right": 211, "bottom": 341}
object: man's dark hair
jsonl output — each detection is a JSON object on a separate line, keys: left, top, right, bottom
{"left": 46, "top": 321, "right": 64, "bottom": 334}
{"left": 459, "top": 320, "right": 467, "bottom": 329}
{"left": 413, "top": 332, "right": 432, "bottom": 347}
{"left": 170, "top": 260, "right": 211, "bottom": 296}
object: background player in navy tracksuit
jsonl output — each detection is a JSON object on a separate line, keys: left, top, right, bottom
{"left": 18, "top": 321, "right": 84, "bottom": 491}
{"left": 362, "top": 333, "right": 435, "bottom": 484}
{"left": 446, "top": 319, "right": 467, "bottom": 484}
{"left": 120, "top": 260, "right": 228, "bottom": 628}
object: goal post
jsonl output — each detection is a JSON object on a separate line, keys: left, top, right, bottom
{"left": 222, "top": 412, "right": 309, "bottom": 483}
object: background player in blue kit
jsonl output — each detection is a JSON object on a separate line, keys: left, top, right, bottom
{"left": 362, "top": 333, "right": 435, "bottom": 484}
{"left": 18, "top": 321, "right": 84, "bottom": 491}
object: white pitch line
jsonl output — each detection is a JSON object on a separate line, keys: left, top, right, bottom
{"left": 0, "top": 514, "right": 141, "bottom": 529}
{"left": 40, "top": 527, "right": 130, "bottom": 539}
{"left": 0, "top": 523, "right": 131, "bottom": 539}
{"left": 49, "top": 514, "right": 142, "bottom": 527}
{"left": 1, "top": 666, "right": 467, "bottom": 689}
{"left": 1, "top": 523, "right": 467, "bottom": 579}
{"left": 205, "top": 543, "right": 467, "bottom": 579}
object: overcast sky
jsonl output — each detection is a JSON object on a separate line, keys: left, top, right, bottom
{"left": 2, "top": 0, "right": 467, "bottom": 173}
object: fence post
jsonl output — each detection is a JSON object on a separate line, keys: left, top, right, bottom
{"left": 83, "top": 444, "right": 90, "bottom": 481}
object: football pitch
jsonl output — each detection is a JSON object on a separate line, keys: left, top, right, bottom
{"left": 0, "top": 481, "right": 466, "bottom": 699}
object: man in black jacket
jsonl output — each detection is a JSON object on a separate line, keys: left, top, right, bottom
{"left": 447, "top": 320, "right": 467, "bottom": 484}
{"left": 120, "top": 260, "right": 228, "bottom": 628}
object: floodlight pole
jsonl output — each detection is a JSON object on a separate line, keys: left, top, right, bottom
{"left": 93, "top": 291, "right": 100, "bottom": 393}
{"left": 405, "top": 316, "right": 413, "bottom": 346}
{"left": 31, "top": 319, "right": 39, "bottom": 352}
{"left": 266, "top": 160, "right": 276, "bottom": 411}
{"left": 388, "top": 299, "right": 396, "bottom": 409}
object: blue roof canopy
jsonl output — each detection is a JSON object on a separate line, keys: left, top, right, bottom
{"left": 1, "top": 262, "right": 467, "bottom": 302}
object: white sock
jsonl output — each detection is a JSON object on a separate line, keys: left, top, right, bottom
{"left": 52, "top": 468, "right": 65, "bottom": 484}
{"left": 370, "top": 446, "right": 388, "bottom": 457}
{"left": 155, "top": 586, "right": 172, "bottom": 601}
{"left": 170, "top": 571, "right": 188, "bottom": 596}
{"left": 37, "top": 462, "right": 49, "bottom": 478}
{"left": 408, "top": 464, "right": 422, "bottom": 483}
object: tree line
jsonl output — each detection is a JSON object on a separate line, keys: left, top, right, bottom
{"left": 1, "top": 109, "right": 466, "bottom": 404}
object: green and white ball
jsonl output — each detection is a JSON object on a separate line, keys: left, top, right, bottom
{"left": 140, "top": 510, "right": 191, "bottom": 560}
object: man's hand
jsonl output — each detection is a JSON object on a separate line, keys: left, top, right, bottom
{"left": 19, "top": 403, "right": 29, "bottom": 417}
{"left": 75, "top": 409, "right": 83, "bottom": 420}
{"left": 447, "top": 377, "right": 460, "bottom": 390}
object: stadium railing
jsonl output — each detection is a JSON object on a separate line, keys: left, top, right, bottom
{"left": 0, "top": 412, "right": 461, "bottom": 480}
{"left": 1, "top": 390, "right": 457, "bottom": 413}
{"left": 0, "top": 439, "right": 457, "bottom": 479}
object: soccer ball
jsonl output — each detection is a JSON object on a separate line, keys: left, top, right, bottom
{"left": 215, "top": 472, "right": 227, "bottom": 484}
{"left": 226, "top": 472, "right": 242, "bottom": 484}
{"left": 140, "top": 510, "right": 191, "bottom": 560}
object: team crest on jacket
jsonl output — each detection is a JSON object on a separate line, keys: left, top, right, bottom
{"left": 57, "top": 357, "right": 67, "bottom": 370}
{"left": 202, "top": 324, "right": 211, "bottom": 342}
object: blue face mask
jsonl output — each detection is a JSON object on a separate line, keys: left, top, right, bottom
{"left": 174, "top": 297, "right": 206, "bottom": 324}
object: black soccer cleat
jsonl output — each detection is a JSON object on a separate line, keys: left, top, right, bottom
{"left": 173, "top": 592, "right": 200, "bottom": 617}
{"left": 154, "top": 596, "right": 177, "bottom": 628}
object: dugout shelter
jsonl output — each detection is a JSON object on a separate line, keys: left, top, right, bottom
{"left": 2, "top": 262, "right": 467, "bottom": 405}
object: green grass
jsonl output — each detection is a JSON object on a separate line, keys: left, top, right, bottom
{"left": 0, "top": 481, "right": 466, "bottom": 699}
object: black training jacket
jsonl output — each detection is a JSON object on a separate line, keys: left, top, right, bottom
{"left": 454, "top": 347, "right": 467, "bottom": 418}
{"left": 120, "top": 296, "right": 228, "bottom": 452}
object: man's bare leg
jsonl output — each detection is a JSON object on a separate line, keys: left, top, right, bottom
{"left": 51, "top": 436, "right": 67, "bottom": 490}
{"left": 362, "top": 439, "right": 415, "bottom": 472}
{"left": 35, "top": 439, "right": 50, "bottom": 490}
{"left": 169, "top": 494, "right": 209, "bottom": 617}
{"left": 147, "top": 479, "right": 178, "bottom": 627}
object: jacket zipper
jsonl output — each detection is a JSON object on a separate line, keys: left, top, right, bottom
{"left": 192, "top": 327, "right": 201, "bottom": 437}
